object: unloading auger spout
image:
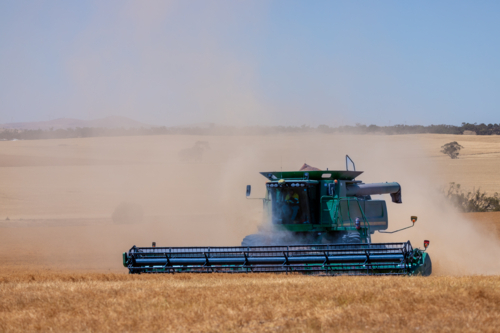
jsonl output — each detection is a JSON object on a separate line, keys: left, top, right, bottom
{"left": 123, "top": 155, "right": 432, "bottom": 276}
{"left": 345, "top": 182, "right": 402, "bottom": 203}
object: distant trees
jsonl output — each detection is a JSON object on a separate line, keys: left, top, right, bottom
{"left": 1, "top": 122, "right": 500, "bottom": 141}
{"left": 462, "top": 122, "right": 500, "bottom": 135}
{"left": 178, "top": 141, "right": 211, "bottom": 163}
{"left": 445, "top": 183, "right": 500, "bottom": 212}
{"left": 441, "top": 141, "right": 464, "bottom": 159}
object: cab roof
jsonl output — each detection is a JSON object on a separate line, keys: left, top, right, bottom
{"left": 260, "top": 170, "right": 363, "bottom": 181}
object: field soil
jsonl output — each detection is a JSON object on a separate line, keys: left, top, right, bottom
{"left": 0, "top": 133, "right": 499, "bottom": 332}
{"left": 417, "top": 134, "right": 500, "bottom": 194}
{"left": 464, "top": 211, "right": 500, "bottom": 239}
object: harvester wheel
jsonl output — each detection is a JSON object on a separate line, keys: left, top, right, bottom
{"left": 341, "top": 231, "right": 361, "bottom": 244}
{"left": 421, "top": 253, "right": 432, "bottom": 276}
{"left": 241, "top": 234, "right": 268, "bottom": 247}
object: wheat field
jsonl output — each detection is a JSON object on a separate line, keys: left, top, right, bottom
{"left": 0, "top": 133, "right": 499, "bottom": 331}
{"left": 0, "top": 272, "right": 499, "bottom": 332}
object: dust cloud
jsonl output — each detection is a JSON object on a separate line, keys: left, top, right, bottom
{"left": 0, "top": 133, "right": 499, "bottom": 275}
{"left": 2, "top": 1, "right": 499, "bottom": 277}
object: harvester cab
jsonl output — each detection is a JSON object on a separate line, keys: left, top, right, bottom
{"left": 243, "top": 157, "right": 403, "bottom": 246}
{"left": 123, "top": 155, "right": 432, "bottom": 276}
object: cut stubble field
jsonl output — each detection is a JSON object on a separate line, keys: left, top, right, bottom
{"left": 0, "top": 272, "right": 499, "bottom": 332}
{"left": 0, "top": 133, "right": 499, "bottom": 332}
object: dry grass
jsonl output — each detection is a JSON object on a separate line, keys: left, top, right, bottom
{"left": 0, "top": 271, "right": 499, "bottom": 332}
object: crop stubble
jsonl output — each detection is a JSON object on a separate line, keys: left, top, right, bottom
{"left": 0, "top": 272, "right": 499, "bottom": 332}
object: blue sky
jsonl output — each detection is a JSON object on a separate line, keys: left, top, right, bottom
{"left": 1, "top": 1, "right": 499, "bottom": 126}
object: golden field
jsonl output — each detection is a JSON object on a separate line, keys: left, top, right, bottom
{"left": 1, "top": 272, "right": 500, "bottom": 332}
{"left": 0, "top": 133, "right": 499, "bottom": 332}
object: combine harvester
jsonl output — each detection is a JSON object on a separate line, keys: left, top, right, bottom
{"left": 123, "top": 156, "right": 432, "bottom": 276}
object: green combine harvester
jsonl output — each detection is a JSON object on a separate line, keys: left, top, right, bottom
{"left": 123, "top": 156, "right": 432, "bottom": 276}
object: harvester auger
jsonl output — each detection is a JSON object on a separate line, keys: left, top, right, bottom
{"left": 123, "top": 156, "right": 432, "bottom": 276}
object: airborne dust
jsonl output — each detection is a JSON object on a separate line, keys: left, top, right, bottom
{"left": 0, "top": 133, "right": 499, "bottom": 275}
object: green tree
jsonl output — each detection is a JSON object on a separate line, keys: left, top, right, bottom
{"left": 445, "top": 183, "right": 500, "bottom": 212}
{"left": 441, "top": 141, "right": 464, "bottom": 159}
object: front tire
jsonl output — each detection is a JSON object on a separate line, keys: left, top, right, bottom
{"left": 420, "top": 253, "right": 432, "bottom": 276}
{"left": 241, "top": 234, "right": 269, "bottom": 247}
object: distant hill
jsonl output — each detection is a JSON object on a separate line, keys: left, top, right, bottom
{"left": 0, "top": 116, "right": 152, "bottom": 130}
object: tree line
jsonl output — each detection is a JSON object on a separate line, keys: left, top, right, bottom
{"left": 1, "top": 122, "right": 499, "bottom": 141}
{"left": 445, "top": 183, "right": 500, "bottom": 212}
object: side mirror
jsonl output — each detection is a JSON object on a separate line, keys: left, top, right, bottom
{"left": 379, "top": 215, "right": 418, "bottom": 234}
{"left": 246, "top": 185, "right": 251, "bottom": 197}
